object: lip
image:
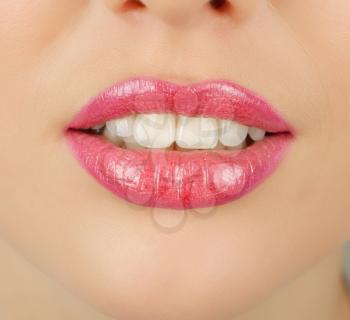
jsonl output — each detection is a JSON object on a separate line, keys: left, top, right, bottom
{"left": 65, "top": 76, "right": 294, "bottom": 210}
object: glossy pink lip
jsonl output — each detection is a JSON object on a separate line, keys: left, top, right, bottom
{"left": 65, "top": 76, "right": 294, "bottom": 210}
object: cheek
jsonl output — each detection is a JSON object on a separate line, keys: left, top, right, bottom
{"left": 275, "top": 0, "right": 350, "bottom": 78}
{"left": 275, "top": 0, "right": 350, "bottom": 189}
{"left": 0, "top": 0, "right": 87, "bottom": 69}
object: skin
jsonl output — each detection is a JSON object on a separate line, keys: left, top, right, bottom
{"left": 1, "top": 0, "right": 350, "bottom": 319}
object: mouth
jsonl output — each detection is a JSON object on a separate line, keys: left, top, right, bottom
{"left": 64, "top": 76, "right": 294, "bottom": 210}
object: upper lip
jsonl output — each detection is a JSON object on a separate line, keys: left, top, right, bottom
{"left": 66, "top": 75, "right": 294, "bottom": 134}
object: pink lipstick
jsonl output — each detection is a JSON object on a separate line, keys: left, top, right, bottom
{"left": 65, "top": 76, "right": 294, "bottom": 210}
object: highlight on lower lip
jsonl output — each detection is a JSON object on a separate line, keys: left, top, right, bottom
{"left": 65, "top": 130, "right": 293, "bottom": 210}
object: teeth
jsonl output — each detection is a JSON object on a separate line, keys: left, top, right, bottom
{"left": 133, "top": 113, "right": 176, "bottom": 148}
{"left": 248, "top": 127, "right": 266, "bottom": 141}
{"left": 123, "top": 136, "right": 143, "bottom": 149}
{"left": 176, "top": 116, "right": 218, "bottom": 149}
{"left": 227, "top": 140, "right": 247, "bottom": 150}
{"left": 214, "top": 141, "right": 225, "bottom": 150}
{"left": 219, "top": 120, "right": 249, "bottom": 147}
{"left": 106, "top": 115, "right": 135, "bottom": 138}
{"left": 101, "top": 113, "right": 268, "bottom": 150}
{"left": 103, "top": 126, "right": 122, "bottom": 144}
{"left": 92, "top": 124, "right": 104, "bottom": 131}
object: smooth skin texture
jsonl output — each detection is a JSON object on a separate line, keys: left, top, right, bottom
{"left": 1, "top": 0, "right": 350, "bottom": 319}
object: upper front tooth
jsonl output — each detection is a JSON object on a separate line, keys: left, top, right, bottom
{"left": 106, "top": 115, "right": 135, "bottom": 138}
{"left": 176, "top": 116, "right": 218, "bottom": 149}
{"left": 133, "top": 113, "right": 176, "bottom": 148}
{"left": 248, "top": 127, "right": 266, "bottom": 141}
{"left": 219, "top": 119, "right": 249, "bottom": 147}
{"left": 123, "top": 136, "right": 143, "bottom": 149}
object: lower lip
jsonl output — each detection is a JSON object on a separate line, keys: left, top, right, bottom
{"left": 65, "top": 130, "right": 293, "bottom": 210}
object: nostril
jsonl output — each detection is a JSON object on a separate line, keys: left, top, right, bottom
{"left": 209, "top": 0, "right": 230, "bottom": 10}
{"left": 208, "top": 0, "right": 232, "bottom": 12}
{"left": 119, "top": 0, "right": 146, "bottom": 12}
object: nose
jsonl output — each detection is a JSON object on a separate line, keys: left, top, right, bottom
{"left": 108, "top": 0, "right": 260, "bottom": 26}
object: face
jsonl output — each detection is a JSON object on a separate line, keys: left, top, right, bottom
{"left": 1, "top": 1, "right": 350, "bottom": 319}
